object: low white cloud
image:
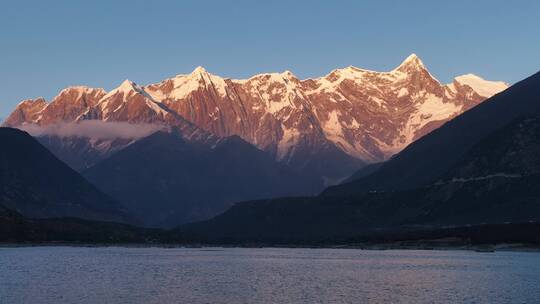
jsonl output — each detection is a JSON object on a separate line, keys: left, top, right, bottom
{"left": 18, "top": 121, "right": 165, "bottom": 140}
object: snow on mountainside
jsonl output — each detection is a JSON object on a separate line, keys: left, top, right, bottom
{"left": 453, "top": 74, "right": 509, "bottom": 98}
{"left": 3, "top": 54, "right": 508, "bottom": 179}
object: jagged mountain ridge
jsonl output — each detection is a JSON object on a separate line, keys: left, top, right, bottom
{"left": 4, "top": 54, "right": 507, "bottom": 179}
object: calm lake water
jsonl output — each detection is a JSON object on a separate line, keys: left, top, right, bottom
{"left": 1, "top": 247, "right": 539, "bottom": 304}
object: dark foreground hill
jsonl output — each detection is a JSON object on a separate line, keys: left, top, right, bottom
{"left": 83, "top": 131, "right": 321, "bottom": 228}
{"left": 2, "top": 204, "right": 540, "bottom": 247}
{"left": 0, "top": 128, "right": 130, "bottom": 223}
{"left": 0, "top": 204, "right": 168, "bottom": 243}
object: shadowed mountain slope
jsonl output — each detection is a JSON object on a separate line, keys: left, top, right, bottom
{"left": 83, "top": 131, "right": 321, "bottom": 228}
{"left": 0, "top": 128, "right": 130, "bottom": 223}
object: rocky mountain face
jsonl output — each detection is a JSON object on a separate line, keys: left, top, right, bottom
{"left": 0, "top": 128, "right": 130, "bottom": 223}
{"left": 180, "top": 71, "right": 540, "bottom": 241}
{"left": 324, "top": 70, "right": 540, "bottom": 196}
{"left": 3, "top": 54, "right": 506, "bottom": 181}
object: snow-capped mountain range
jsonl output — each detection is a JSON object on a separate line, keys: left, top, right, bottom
{"left": 4, "top": 54, "right": 508, "bottom": 180}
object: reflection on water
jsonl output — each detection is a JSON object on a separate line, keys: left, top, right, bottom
{"left": 1, "top": 247, "right": 540, "bottom": 303}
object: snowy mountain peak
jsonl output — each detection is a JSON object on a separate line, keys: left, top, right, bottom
{"left": 280, "top": 70, "right": 297, "bottom": 79}
{"left": 60, "top": 85, "right": 92, "bottom": 92}
{"left": 395, "top": 53, "right": 426, "bottom": 72}
{"left": 191, "top": 66, "right": 208, "bottom": 75}
{"left": 168, "top": 66, "right": 213, "bottom": 82}
{"left": 17, "top": 97, "right": 47, "bottom": 106}
{"left": 118, "top": 79, "right": 138, "bottom": 91}
{"left": 58, "top": 86, "right": 106, "bottom": 97}
{"left": 454, "top": 73, "right": 509, "bottom": 97}
{"left": 404, "top": 53, "right": 420, "bottom": 61}
{"left": 99, "top": 79, "right": 148, "bottom": 103}
{"left": 186, "top": 66, "right": 224, "bottom": 83}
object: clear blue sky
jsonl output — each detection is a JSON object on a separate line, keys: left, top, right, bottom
{"left": 1, "top": 0, "right": 539, "bottom": 118}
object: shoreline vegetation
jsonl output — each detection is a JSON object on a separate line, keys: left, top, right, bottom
{"left": 1, "top": 242, "right": 539, "bottom": 253}
{"left": 2, "top": 212, "right": 540, "bottom": 252}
